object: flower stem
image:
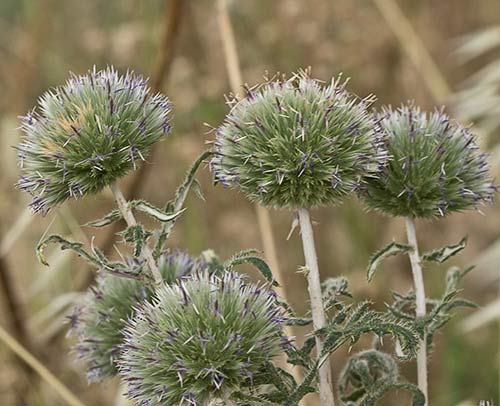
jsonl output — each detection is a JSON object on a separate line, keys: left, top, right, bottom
{"left": 110, "top": 182, "right": 163, "bottom": 286}
{"left": 404, "top": 217, "right": 428, "bottom": 404}
{"left": 297, "top": 208, "right": 335, "bottom": 405}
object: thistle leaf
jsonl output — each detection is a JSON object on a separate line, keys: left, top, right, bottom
{"left": 319, "top": 302, "right": 420, "bottom": 361}
{"left": 286, "top": 317, "right": 312, "bottom": 327}
{"left": 284, "top": 362, "right": 317, "bottom": 405}
{"left": 154, "top": 151, "right": 212, "bottom": 258}
{"left": 37, "top": 235, "right": 101, "bottom": 268}
{"left": 393, "top": 383, "right": 426, "bottom": 406}
{"left": 226, "top": 251, "right": 278, "bottom": 287}
{"left": 445, "top": 265, "right": 474, "bottom": 294}
{"left": 367, "top": 242, "right": 412, "bottom": 282}
{"left": 422, "top": 236, "right": 467, "bottom": 263}
{"left": 130, "top": 200, "right": 185, "bottom": 222}
{"left": 231, "top": 392, "right": 277, "bottom": 405}
{"left": 338, "top": 350, "right": 425, "bottom": 406}
{"left": 285, "top": 336, "right": 315, "bottom": 368}
{"left": 85, "top": 209, "right": 122, "bottom": 228}
{"left": 119, "top": 225, "right": 152, "bottom": 257}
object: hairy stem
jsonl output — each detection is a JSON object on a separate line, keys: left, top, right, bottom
{"left": 298, "top": 208, "right": 335, "bottom": 405}
{"left": 405, "top": 217, "right": 428, "bottom": 404}
{"left": 110, "top": 182, "right": 163, "bottom": 286}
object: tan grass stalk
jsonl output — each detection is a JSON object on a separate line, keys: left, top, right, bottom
{"left": 0, "top": 323, "right": 87, "bottom": 406}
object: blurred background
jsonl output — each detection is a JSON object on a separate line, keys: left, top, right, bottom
{"left": 0, "top": 0, "right": 499, "bottom": 405}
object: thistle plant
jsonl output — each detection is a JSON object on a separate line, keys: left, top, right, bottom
{"left": 211, "top": 71, "right": 387, "bottom": 405}
{"left": 362, "top": 103, "right": 495, "bottom": 404}
{"left": 16, "top": 66, "right": 173, "bottom": 286}
{"left": 70, "top": 250, "right": 205, "bottom": 382}
{"left": 17, "top": 65, "right": 491, "bottom": 406}
{"left": 119, "top": 271, "right": 287, "bottom": 405}
{"left": 17, "top": 66, "right": 301, "bottom": 405}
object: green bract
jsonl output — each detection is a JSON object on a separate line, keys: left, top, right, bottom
{"left": 70, "top": 250, "right": 203, "bottom": 382}
{"left": 360, "top": 104, "right": 496, "bottom": 218}
{"left": 16, "top": 66, "right": 172, "bottom": 214}
{"left": 211, "top": 72, "right": 386, "bottom": 209}
{"left": 119, "top": 271, "right": 287, "bottom": 405}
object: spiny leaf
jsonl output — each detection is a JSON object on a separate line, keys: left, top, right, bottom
{"left": 154, "top": 151, "right": 212, "bottom": 258}
{"left": 319, "top": 303, "right": 420, "bottom": 361}
{"left": 286, "top": 317, "right": 312, "bottom": 327}
{"left": 393, "top": 383, "right": 426, "bottom": 406}
{"left": 422, "top": 236, "right": 467, "bottom": 263}
{"left": 367, "top": 241, "right": 412, "bottom": 282}
{"left": 37, "top": 235, "right": 101, "bottom": 268}
{"left": 284, "top": 336, "right": 315, "bottom": 368}
{"left": 231, "top": 392, "right": 277, "bottom": 405}
{"left": 88, "top": 246, "right": 140, "bottom": 279}
{"left": 119, "top": 225, "right": 152, "bottom": 257}
{"left": 338, "top": 350, "right": 425, "bottom": 406}
{"left": 284, "top": 362, "right": 318, "bottom": 405}
{"left": 36, "top": 234, "right": 138, "bottom": 279}
{"left": 388, "top": 265, "right": 477, "bottom": 352}
{"left": 445, "top": 265, "right": 474, "bottom": 294}
{"left": 130, "top": 199, "right": 185, "bottom": 222}
{"left": 191, "top": 178, "right": 205, "bottom": 201}
{"left": 85, "top": 209, "right": 122, "bottom": 228}
{"left": 226, "top": 251, "right": 278, "bottom": 287}
{"left": 322, "top": 276, "right": 352, "bottom": 311}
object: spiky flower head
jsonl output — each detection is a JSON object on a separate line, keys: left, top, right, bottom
{"left": 210, "top": 71, "right": 386, "bottom": 209}
{"left": 119, "top": 271, "right": 288, "bottom": 405}
{"left": 70, "top": 250, "right": 203, "bottom": 382}
{"left": 16, "top": 66, "right": 172, "bottom": 214}
{"left": 360, "top": 104, "right": 496, "bottom": 218}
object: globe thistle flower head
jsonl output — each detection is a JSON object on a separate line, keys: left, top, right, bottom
{"left": 158, "top": 248, "right": 205, "bottom": 284}
{"left": 70, "top": 250, "right": 202, "bottom": 382}
{"left": 119, "top": 271, "right": 288, "bottom": 405}
{"left": 16, "top": 66, "right": 172, "bottom": 214}
{"left": 360, "top": 103, "right": 496, "bottom": 218}
{"left": 210, "top": 71, "right": 386, "bottom": 209}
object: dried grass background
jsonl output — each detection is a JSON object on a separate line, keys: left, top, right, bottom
{"left": 0, "top": 0, "right": 499, "bottom": 405}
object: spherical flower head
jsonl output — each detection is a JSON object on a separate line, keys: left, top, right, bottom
{"left": 210, "top": 71, "right": 386, "bottom": 209}
{"left": 119, "top": 271, "right": 288, "bottom": 405}
{"left": 16, "top": 66, "right": 172, "bottom": 214}
{"left": 70, "top": 250, "right": 202, "bottom": 382}
{"left": 360, "top": 104, "right": 496, "bottom": 218}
